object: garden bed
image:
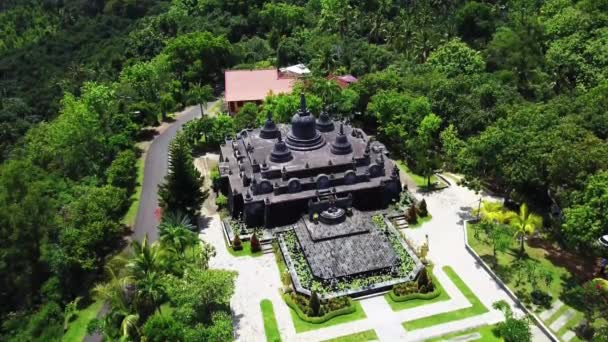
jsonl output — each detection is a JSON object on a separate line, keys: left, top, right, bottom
{"left": 384, "top": 267, "right": 450, "bottom": 311}
{"left": 278, "top": 214, "right": 422, "bottom": 298}
{"left": 283, "top": 294, "right": 366, "bottom": 333}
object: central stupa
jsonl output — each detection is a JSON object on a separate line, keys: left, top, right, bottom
{"left": 285, "top": 93, "right": 326, "bottom": 151}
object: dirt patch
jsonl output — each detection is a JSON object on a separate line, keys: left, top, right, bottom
{"left": 528, "top": 237, "right": 596, "bottom": 281}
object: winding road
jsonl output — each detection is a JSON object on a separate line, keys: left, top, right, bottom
{"left": 133, "top": 101, "right": 218, "bottom": 242}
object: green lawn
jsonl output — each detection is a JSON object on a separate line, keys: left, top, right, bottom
{"left": 408, "top": 214, "right": 432, "bottom": 228}
{"left": 425, "top": 324, "right": 502, "bottom": 342}
{"left": 323, "top": 329, "right": 378, "bottom": 342}
{"left": 402, "top": 266, "right": 489, "bottom": 331}
{"left": 384, "top": 268, "right": 450, "bottom": 311}
{"left": 122, "top": 153, "right": 145, "bottom": 227}
{"left": 288, "top": 300, "right": 367, "bottom": 333}
{"left": 62, "top": 300, "right": 103, "bottom": 342}
{"left": 261, "top": 299, "right": 281, "bottom": 342}
{"left": 395, "top": 160, "right": 442, "bottom": 189}
{"left": 227, "top": 240, "right": 264, "bottom": 257}
{"left": 466, "top": 223, "right": 584, "bottom": 335}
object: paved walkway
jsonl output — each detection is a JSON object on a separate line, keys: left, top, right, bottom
{"left": 195, "top": 163, "right": 553, "bottom": 341}
{"left": 133, "top": 101, "right": 219, "bottom": 242}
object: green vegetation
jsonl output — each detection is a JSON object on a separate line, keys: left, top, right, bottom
{"left": 396, "top": 160, "right": 441, "bottom": 189}
{"left": 2, "top": 0, "right": 608, "bottom": 340}
{"left": 409, "top": 214, "right": 433, "bottom": 228}
{"left": 228, "top": 240, "right": 264, "bottom": 258}
{"left": 323, "top": 329, "right": 379, "bottom": 342}
{"left": 260, "top": 299, "right": 281, "bottom": 342}
{"left": 286, "top": 297, "right": 366, "bottom": 333}
{"left": 385, "top": 268, "right": 450, "bottom": 311}
{"left": 62, "top": 300, "right": 103, "bottom": 342}
{"left": 123, "top": 152, "right": 146, "bottom": 226}
{"left": 425, "top": 325, "right": 502, "bottom": 342}
{"left": 402, "top": 266, "right": 488, "bottom": 330}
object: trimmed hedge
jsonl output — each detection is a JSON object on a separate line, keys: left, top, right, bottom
{"left": 283, "top": 294, "right": 356, "bottom": 324}
{"left": 388, "top": 287, "right": 441, "bottom": 302}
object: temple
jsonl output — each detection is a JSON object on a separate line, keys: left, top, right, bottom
{"left": 218, "top": 93, "right": 402, "bottom": 228}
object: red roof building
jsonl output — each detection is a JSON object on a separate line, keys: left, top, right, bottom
{"left": 327, "top": 74, "right": 358, "bottom": 89}
{"left": 225, "top": 69, "right": 295, "bottom": 114}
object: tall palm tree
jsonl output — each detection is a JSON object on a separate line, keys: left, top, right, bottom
{"left": 136, "top": 271, "right": 165, "bottom": 315}
{"left": 508, "top": 203, "right": 543, "bottom": 255}
{"left": 475, "top": 200, "right": 513, "bottom": 224}
{"left": 159, "top": 212, "right": 198, "bottom": 257}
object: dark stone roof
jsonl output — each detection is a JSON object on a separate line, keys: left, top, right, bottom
{"left": 293, "top": 212, "right": 398, "bottom": 280}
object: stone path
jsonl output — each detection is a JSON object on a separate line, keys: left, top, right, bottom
{"left": 540, "top": 300, "right": 564, "bottom": 320}
{"left": 539, "top": 299, "right": 583, "bottom": 341}
{"left": 549, "top": 308, "right": 576, "bottom": 332}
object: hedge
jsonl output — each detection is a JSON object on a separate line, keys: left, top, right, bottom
{"left": 388, "top": 287, "right": 441, "bottom": 302}
{"left": 282, "top": 294, "right": 356, "bottom": 324}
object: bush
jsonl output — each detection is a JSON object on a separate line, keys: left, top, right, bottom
{"left": 250, "top": 232, "right": 261, "bottom": 253}
{"left": 405, "top": 204, "right": 418, "bottom": 224}
{"left": 417, "top": 267, "right": 434, "bottom": 293}
{"left": 530, "top": 289, "right": 552, "bottom": 308}
{"left": 232, "top": 234, "right": 243, "bottom": 251}
{"left": 142, "top": 313, "right": 184, "bottom": 342}
{"left": 417, "top": 199, "right": 428, "bottom": 217}
{"left": 215, "top": 193, "right": 227, "bottom": 208}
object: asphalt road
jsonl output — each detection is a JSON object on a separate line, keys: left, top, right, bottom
{"left": 132, "top": 102, "right": 217, "bottom": 243}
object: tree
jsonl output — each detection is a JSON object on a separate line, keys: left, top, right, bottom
{"left": 158, "top": 134, "right": 207, "bottom": 219}
{"left": 234, "top": 102, "right": 259, "bottom": 131}
{"left": 250, "top": 233, "right": 261, "bottom": 253}
{"left": 159, "top": 213, "right": 198, "bottom": 257}
{"left": 136, "top": 271, "right": 166, "bottom": 317}
{"left": 487, "top": 224, "right": 512, "bottom": 267}
{"left": 508, "top": 203, "right": 542, "bottom": 256}
{"left": 427, "top": 39, "right": 484, "bottom": 77}
{"left": 128, "top": 236, "right": 166, "bottom": 279}
{"left": 309, "top": 291, "right": 321, "bottom": 317}
{"left": 475, "top": 201, "right": 512, "bottom": 224}
{"left": 406, "top": 204, "right": 418, "bottom": 224}
{"left": 187, "top": 84, "right": 213, "bottom": 116}
{"left": 563, "top": 171, "right": 608, "bottom": 252}
{"left": 455, "top": 2, "right": 495, "bottom": 45}
{"left": 159, "top": 92, "right": 176, "bottom": 122}
{"left": 142, "top": 313, "right": 184, "bottom": 342}
{"left": 232, "top": 234, "right": 243, "bottom": 251}
{"left": 414, "top": 113, "right": 443, "bottom": 188}
{"left": 418, "top": 199, "right": 428, "bottom": 217}
{"left": 492, "top": 300, "right": 532, "bottom": 342}
{"left": 106, "top": 149, "right": 138, "bottom": 192}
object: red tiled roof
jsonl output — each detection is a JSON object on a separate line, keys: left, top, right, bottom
{"left": 225, "top": 69, "right": 295, "bottom": 102}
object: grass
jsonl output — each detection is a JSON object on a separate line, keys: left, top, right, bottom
{"left": 323, "top": 329, "right": 379, "bottom": 342}
{"left": 395, "top": 160, "right": 442, "bottom": 189}
{"left": 402, "top": 266, "right": 489, "bottom": 331}
{"left": 408, "top": 214, "right": 432, "bottom": 228}
{"left": 425, "top": 324, "right": 502, "bottom": 342}
{"left": 556, "top": 311, "right": 584, "bottom": 337}
{"left": 227, "top": 240, "right": 264, "bottom": 257}
{"left": 288, "top": 300, "right": 367, "bottom": 333}
{"left": 62, "top": 300, "right": 103, "bottom": 342}
{"left": 465, "top": 223, "right": 585, "bottom": 336}
{"left": 122, "top": 154, "right": 145, "bottom": 227}
{"left": 261, "top": 299, "right": 281, "bottom": 342}
{"left": 384, "top": 268, "right": 450, "bottom": 311}
{"left": 545, "top": 305, "right": 569, "bottom": 326}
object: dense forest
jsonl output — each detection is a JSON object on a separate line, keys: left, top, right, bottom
{"left": 1, "top": 0, "right": 607, "bottom": 340}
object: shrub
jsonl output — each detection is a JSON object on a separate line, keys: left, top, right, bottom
{"left": 142, "top": 313, "right": 184, "bottom": 342}
{"left": 310, "top": 292, "right": 321, "bottom": 317}
{"left": 250, "top": 232, "right": 261, "bottom": 253}
{"left": 417, "top": 268, "right": 434, "bottom": 293}
{"left": 283, "top": 294, "right": 355, "bottom": 324}
{"left": 215, "top": 193, "right": 227, "bottom": 208}
{"left": 232, "top": 234, "right": 243, "bottom": 251}
{"left": 405, "top": 204, "right": 418, "bottom": 224}
{"left": 418, "top": 199, "right": 428, "bottom": 217}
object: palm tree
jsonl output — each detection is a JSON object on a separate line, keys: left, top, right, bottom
{"left": 159, "top": 212, "right": 198, "bottom": 257}
{"left": 475, "top": 200, "right": 514, "bottom": 224}
{"left": 136, "top": 272, "right": 165, "bottom": 315}
{"left": 128, "top": 235, "right": 166, "bottom": 278}
{"left": 508, "top": 203, "right": 542, "bottom": 255}
{"left": 93, "top": 263, "right": 138, "bottom": 341}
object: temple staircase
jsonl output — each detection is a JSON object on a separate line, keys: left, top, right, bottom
{"left": 390, "top": 214, "right": 409, "bottom": 230}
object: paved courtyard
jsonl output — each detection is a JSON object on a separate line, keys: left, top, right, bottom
{"left": 196, "top": 158, "right": 552, "bottom": 342}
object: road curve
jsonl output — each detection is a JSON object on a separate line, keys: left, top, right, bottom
{"left": 132, "top": 103, "right": 215, "bottom": 242}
